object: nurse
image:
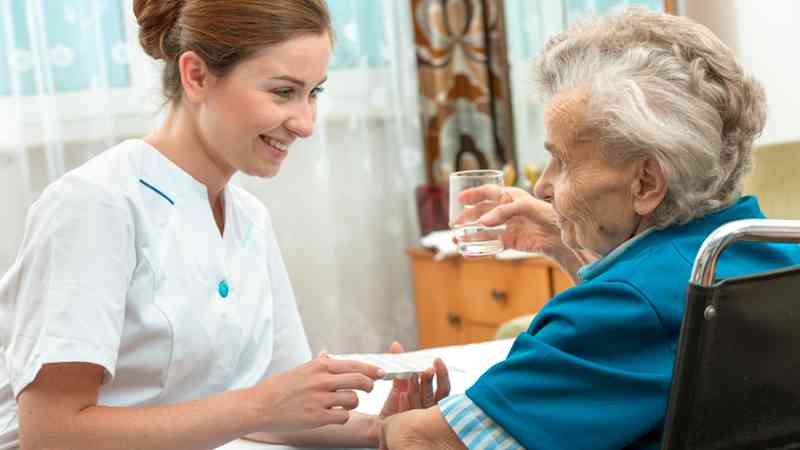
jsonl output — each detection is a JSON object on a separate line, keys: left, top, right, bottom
{"left": 0, "top": 0, "right": 449, "bottom": 449}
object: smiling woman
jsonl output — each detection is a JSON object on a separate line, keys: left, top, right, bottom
{"left": 149, "top": 33, "right": 331, "bottom": 183}
{"left": 0, "top": 1, "right": 450, "bottom": 449}
{"left": 0, "top": 0, "right": 427, "bottom": 391}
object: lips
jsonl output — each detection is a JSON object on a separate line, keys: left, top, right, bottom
{"left": 259, "top": 134, "right": 290, "bottom": 162}
{"left": 259, "top": 135, "right": 288, "bottom": 153}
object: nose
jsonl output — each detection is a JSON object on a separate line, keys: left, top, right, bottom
{"left": 285, "top": 101, "right": 316, "bottom": 138}
{"left": 533, "top": 158, "right": 556, "bottom": 203}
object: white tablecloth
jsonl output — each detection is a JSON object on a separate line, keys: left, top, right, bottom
{"left": 217, "top": 339, "right": 514, "bottom": 449}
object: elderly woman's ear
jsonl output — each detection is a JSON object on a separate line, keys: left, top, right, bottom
{"left": 631, "top": 157, "right": 667, "bottom": 218}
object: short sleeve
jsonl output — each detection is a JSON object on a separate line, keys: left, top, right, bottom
{"left": 0, "top": 179, "right": 135, "bottom": 397}
{"left": 261, "top": 209, "right": 311, "bottom": 376}
{"left": 466, "top": 281, "right": 673, "bottom": 450}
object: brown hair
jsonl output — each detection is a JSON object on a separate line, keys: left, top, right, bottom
{"left": 133, "top": 0, "right": 333, "bottom": 103}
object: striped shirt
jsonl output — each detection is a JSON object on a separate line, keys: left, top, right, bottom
{"left": 439, "top": 394, "right": 523, "bottom": 450}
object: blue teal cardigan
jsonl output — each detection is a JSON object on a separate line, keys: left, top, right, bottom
{"left": 466, "top": 197, "right": 800, "bottom": 449}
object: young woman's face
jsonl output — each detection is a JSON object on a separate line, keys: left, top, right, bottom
{"left": 197, "top": 33, "right": 331, "bottom": 178}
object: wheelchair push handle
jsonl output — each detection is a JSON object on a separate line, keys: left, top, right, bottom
{"left": 691, "top": 219, "right": 800, "bottom": 287}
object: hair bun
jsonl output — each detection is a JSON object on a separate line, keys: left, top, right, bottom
{"left": 133, "top": 0, "right": 183, "bottom": 60}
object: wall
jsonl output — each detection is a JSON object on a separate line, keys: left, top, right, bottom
{"left": 681, "top": 0, "right": 800, "bottom": 146}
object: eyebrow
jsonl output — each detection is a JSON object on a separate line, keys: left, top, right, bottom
{"left": 269, "top": 75, "right": 328, "bottom": 88}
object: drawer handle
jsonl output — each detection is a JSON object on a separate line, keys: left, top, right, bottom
{"left": 491, "top": 289, "right": 508, "bottom": 302}
{"left": 447, "top": 313, "right": 462, "bottom": 325}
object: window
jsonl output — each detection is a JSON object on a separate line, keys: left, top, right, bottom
{"left": 0, "top": 0, "right": 131, "bottom": 96}
{"left": 0, "top": 0, "right": 158, "bottom": 149}
{"left": 0, "top": 0, "right": 406, "bottom": 134}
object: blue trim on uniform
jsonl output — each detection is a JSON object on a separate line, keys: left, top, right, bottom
{"left": 139, "top": 179, "right": 175, "bottom": 205}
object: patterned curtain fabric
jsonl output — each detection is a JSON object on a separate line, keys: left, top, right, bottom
{"left": 0, "top": 0, "right": 425, "bottom": 353}
{"left": 410, "top": 0, "right": 515, "bottom": 182}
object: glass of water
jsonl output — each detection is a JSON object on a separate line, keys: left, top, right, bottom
{"left": 449, "top": 170, "right": 505, "bottom": 256}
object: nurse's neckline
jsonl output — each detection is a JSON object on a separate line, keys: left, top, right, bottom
{"left": 139, "top": 138, "right": 213, "bottom": 198}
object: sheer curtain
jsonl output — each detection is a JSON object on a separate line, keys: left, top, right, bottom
{"left": 0, "top": 0, "right": 162, "bottom": 274}
{"left": 0, "top": 0, "right": 425, "bottom": 353}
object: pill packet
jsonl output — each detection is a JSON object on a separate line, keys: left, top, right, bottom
{"left": 329, "top": 352, "right": 437, "bottom": 380}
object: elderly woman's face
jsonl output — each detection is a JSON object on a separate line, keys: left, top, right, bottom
{"left": 534, "top": 90, "right": 643, "bottom": 257}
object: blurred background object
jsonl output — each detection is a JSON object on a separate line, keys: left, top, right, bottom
{"left": 522, "top": 162, "right": 541, "bottom": 191}
{"left": 415, "top": 157, "right": 450, "bottom": 236}
{"left": 742, "top": 141, "right": 800, "bottom": 220}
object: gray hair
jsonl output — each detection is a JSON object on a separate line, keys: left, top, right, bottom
{"left": 534, "top": 8, "right": 766, "bottom": 228}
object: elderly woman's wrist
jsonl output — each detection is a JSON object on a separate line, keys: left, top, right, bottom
{"left": 364, "top": 413, "right": 382, "bottom": 447}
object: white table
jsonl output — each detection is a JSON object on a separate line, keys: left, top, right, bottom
{"left": 216, "top": 339, "right": 514, "bottom": 449}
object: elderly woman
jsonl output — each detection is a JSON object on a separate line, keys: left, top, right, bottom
{"left": 379, "top": 8, "right": 800, "bottom": 450}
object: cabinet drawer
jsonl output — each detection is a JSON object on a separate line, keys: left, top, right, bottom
{"left": 464, "top": 322, "right": 499, "bottom": 344}
{"left": 409, "top": 252, "right": 464, "bottom": 348}
{"left": 552, "top": 267, "right": 574, "bottom": 295}
{"left": 460, "top": 259, "right": 550, "bottom": 324}
{"left": 409, "top": 248, "right": 562, "bottom": 348}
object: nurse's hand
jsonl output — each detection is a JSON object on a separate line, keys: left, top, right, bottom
{"left": 251, "top": 355, "right": 384, "bottom": 433}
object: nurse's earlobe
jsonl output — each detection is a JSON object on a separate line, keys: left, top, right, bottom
{"left": 179, "top": 50, "right": 212, "bottom": 104}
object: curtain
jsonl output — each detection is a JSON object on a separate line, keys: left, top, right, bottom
{"left": 0, "top": 0, "right": 163, "bottom": 273}
{"left": 408, "top": 0, "right": 516, "bottom": 181}
{"left": 0, "top": 0, "right": 425, "bottom": 353}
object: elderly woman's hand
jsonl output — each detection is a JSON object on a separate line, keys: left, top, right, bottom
{"left": 367, "top": 342, "right": 451, "bottom": 444}
{"left": 380, "top": 343, "right": 450, "bottom": 415}
{"left": 455, "top": 185, "right": 593, "bottom": 280}
{"left": 456, "top": 185, "right": 563, "bottom": 256}
{"left": 379, "top": 407, "right": 466, "bottom": 450}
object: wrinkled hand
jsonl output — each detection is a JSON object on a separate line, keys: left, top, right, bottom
{"left": 381, "top": 342, "right": 450, "bottom": 415}
{"left": 378, "top": 408, "right": 425, "bottom": 450}
{"left": 253, "top": 355, "right": 384, "bottom": 433}
{"left": 369, "top": 342, "right": 451, "bottom": 444}
{"left": 379, "top": 407, "right": 466, "bottom": 450}
{"left": 455, "top": 185, "right": 563, "bottom": 256}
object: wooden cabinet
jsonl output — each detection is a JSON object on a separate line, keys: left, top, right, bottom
{"left": 408, "top": 248, "right": 573, "bottom": 348}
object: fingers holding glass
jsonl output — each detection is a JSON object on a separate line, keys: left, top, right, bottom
{"left": 449, "top": 170, "right": 506, "bottom": 256}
